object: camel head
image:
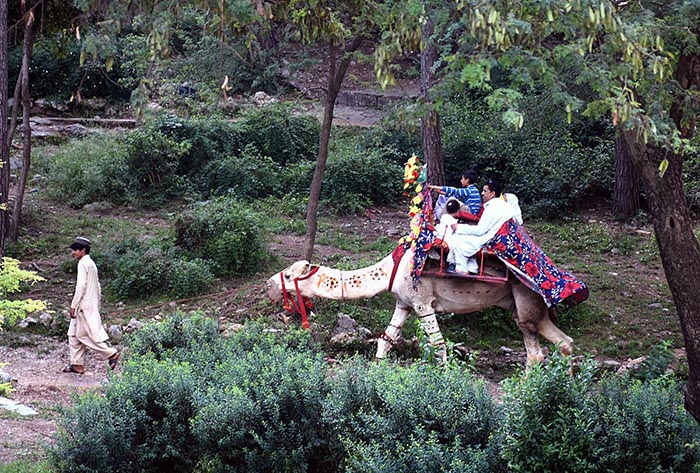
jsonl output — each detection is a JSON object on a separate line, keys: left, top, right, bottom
{"left": 266, "top": 260, "right": 314, "bottom": 303}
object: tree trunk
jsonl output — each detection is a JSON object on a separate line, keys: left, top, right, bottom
{"left": 303, "top": 36, "right": 362, "bottom": 261}
{"left": 10, "top": 9, "right": 36, "bottom": 242}
{"left": 612, "top": 135, "right": 639, "bottom": 220}
{"left": 420, "top": 16, "right": 444, "bottom": 187}
{"left": 0, "top": 0, "right": 8, "bottom": 260}
{"left": 621, "top": 128, "right": 700, "bottom": 422}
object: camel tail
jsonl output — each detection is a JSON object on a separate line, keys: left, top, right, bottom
{"left": 548, "top": 307, "right": 558, "bottom": 325}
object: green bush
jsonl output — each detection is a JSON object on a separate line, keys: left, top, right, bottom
{"left": 322, "top": 149, "right": 403, "bottom": 214}
{"left": 592, "top": 376, "right": 700, "bottom": 473}
{"left": 499, "top": 354, "right": 600, "bottom": 473}
{"left": 498, "top": 354, "right": 700, "bottom": 473}
{"left": 344, "top": 434, "right": 495, "bottom": 473}
{"left": 51, "top": 360, "right": 200, "bottom": 473}
{"left": 173, "top": 196, "right": 266, "bottom": 276}
{"left": 37, "top": 134, "right": 133, "bottom": 208}
{"left": 124, "top": 125, "right": 193, "bottom": 205}
{"left": 324, "top": 360, "right": 501, "bottom": 472}
{"left": 101, "top": 238, "right": 214, "bottom": 300}
{"left": 52, "top": 315, "right": 331, "bottom": 473}
{"left": 279, "top": 160, "right": 316, "bottom": 197}
{"left": 235, "top": 105, "right": 320, "bottom": 165}
{"left": 10, "top": 31, "right": 132, "bottom": 102}
{"left": 198, "top": 146, "right": 282, "bottom": 199}
{"left": 193, "top": 344, "right": 336, "bottom": 472}
{"left": 147, "top": 114, "right": 244, "bottom": 176}
{"left": 125, "top": 311, "right": 220, "bottom": 360}
{"left": 440, "top": 94, "right": 615, "bottom": 218}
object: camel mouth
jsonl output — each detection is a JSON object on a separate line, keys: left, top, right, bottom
{"left": 266, "top": 278, "right": 283, "bottom": 303}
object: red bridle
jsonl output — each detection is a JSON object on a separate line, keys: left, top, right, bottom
{"left": 279, "top": 266, "right": 319, "bottom": 329}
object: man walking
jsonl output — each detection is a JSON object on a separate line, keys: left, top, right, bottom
{"left": 62, "top": 237, "right": 119, "bottom": 374}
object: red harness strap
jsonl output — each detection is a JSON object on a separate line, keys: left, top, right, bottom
{"left": 280, "top": 266, "right": 320, "bottom": 330}
{"left": 388, "top": 243, "right": 408, "bottom": 292}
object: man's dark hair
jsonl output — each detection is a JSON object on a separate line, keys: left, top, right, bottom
{"left": 446, "top": 199, "right": 461, "bottom": 214}
{"left": 484, "top": 179, "right": 502, "bottom": 197}
{"left": 463, "top": 169, "right": 478, "bottom": 183}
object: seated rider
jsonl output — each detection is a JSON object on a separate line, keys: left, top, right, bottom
{"left": 443, "top": 179, "right": 516, "bottom": 273}
{"left": 430, "top": 169, "right": 482, "bottom": 219}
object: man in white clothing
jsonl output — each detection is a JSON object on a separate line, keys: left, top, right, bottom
{"left": 445, "top": 180, "right": 516, "bottom": 273}
{"left": 63, "top": 237, "right": 119, "bottom": 374}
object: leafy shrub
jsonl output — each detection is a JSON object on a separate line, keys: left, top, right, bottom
{"left": 322, "top": 149, "right": 403, "bottom": 214}
{"left": 37, "top": 133, "right": 133, "bottom": 208}
{"left": 344, "top": 434, "right": 495, "bottom": 473}
{"left": 50, "top": 359, "right": 200, "bottom": 473}
{"left": 198, "top": 146, "right": 282, "bottom": 198}
{"left": 0, "top": 258, "right": 47, "bottom": 329}
{"left": 101, "top": 238, "right": 214, "bottom": 300}
{"left": 235, "top": 105, "right": 320, "bottom": 165}
{"left": 193, "top": 344, "right": 335, "bottom": 472}
{"left": 11, "top": 31, "right": 132, "bottom": 102}
{"left": 324, "top": 360, "right": 501, "bottom": 472}
{"left": 278, "top": 160, "right": 316, "bottom": 197}
{"left": 125, "top": 311, "right": 220, "bottom": 360}
{"left": 440, "top": 94, "right": 615, "bottom": 218}
{"left": 499, "top": 354, "right": 600, "bottom": 473}
{"left": 124, "top": 126, "right": 193, "bottom": 205}
{"left": 147, "top": 114, "right": 244, "bottom": 176}
{"left": 168, "top": 258, "right": 215, "bottom": 297}
{"left": 173, "top": 196, "right": 266, "bottom": 275}
{"left": 592, "top": 376, "right": 700, "bottom": 473}
{"left": 498, "top": 353, "right": 700, "bottom": 473}
{"left": 52, "top": 314, "right": 331, "bottom": 473}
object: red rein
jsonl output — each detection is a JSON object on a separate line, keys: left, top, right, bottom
{"left": 279, "top": 266, "right": 319, "bottom": 329}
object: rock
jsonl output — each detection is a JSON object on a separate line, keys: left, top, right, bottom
{"left": 83, "top": 201, "right": 114, "bottom": 214}
{"left": 253, "top": 91, "right": 276, "bottom": 105}
{"left": 18, "top": 317, "right": 38, "bottom": 329}
{"left": 0, "top": 397, "right": 37, "bottom": 416}
{"left": 108, "top": 325, "right": 124, "bottom": 343}
{"left": 0, "top": 370, "right": 11, "bottom": 383}
{"left": 329, "top": 313, "right": 371, "bottom": 346}
{"left": 124, "top": 318, "right": 144, "bottom": 333}
{"left": 38, "top": 312, "right": 52, "bottom": 326}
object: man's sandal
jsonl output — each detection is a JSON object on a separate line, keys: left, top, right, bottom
{"left": 62, "top": 364, "right": 84, "bottom": 374}
{"left": 108, "top": 352, "right": 121, "bottom": 371}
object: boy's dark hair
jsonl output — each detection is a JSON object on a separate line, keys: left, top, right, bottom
{"left": 484, "top": 179, "right": 502, "bottom": 197}
{"left": 446, "top": 199, "right": 461, "bottom": 214}
{"left": 463, "top": 169, "right": 478, "bottom": 183}
{"left": 70, "top": 237, "right": 91, "bottom": 254}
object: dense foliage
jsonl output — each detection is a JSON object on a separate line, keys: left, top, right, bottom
{"left": 49, "top": 314, "right": 700, "bottom": 473}
{"left": 173, "top": 195, "right": 266, "bottom": 276}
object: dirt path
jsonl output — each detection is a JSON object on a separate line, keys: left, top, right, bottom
{"left": 0, "top": 337, "right": 118, "bottom": 464}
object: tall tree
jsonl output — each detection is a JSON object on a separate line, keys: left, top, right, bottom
{"left": 289, "top": 0, "right": 381, "bottom": 261}
{"left": 420, "top": 15, "right": 445, "bottom": 187}
{"left": 0, "top": 0, "right": 8, "bottom": 259}
{"left": 613, "top": 136, "right": 639, "bottom": 220}
{"left": 9, "top": 0, "right": 37, "bottom": 241}
{"left": 454, "top": 0, "right": 700, "bottom": 420}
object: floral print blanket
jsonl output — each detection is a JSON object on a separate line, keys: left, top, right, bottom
{"left": 487, "top": 219, "right": 589, "bottom": 308}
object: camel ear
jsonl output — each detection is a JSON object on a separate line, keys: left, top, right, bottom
{"left": 285, "top": 260, "right": 311, "bottom": 280}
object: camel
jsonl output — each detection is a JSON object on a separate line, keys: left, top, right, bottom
{"left": 266, "top": 246, "right": 574, "bottom": 365}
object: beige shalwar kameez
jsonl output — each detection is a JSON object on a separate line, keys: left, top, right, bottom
{"left": 68, "top": 254, "right": 117, "bottom": 365}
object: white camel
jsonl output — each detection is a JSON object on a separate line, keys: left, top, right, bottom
{"left": 266, "top": 247, "right": 574, "bottom": 365}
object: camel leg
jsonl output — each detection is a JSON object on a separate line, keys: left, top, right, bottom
{"left": 512, "top": 309, "right": 546, "bottom": 365}
{"left": 376, "top": 303, "right": 412, "bottom": 359}
{"left": 417, "top": 311, "right": 447, "bottom": 362}
{"left": 537, "top": 313, "right": 574, "bottom": 355}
